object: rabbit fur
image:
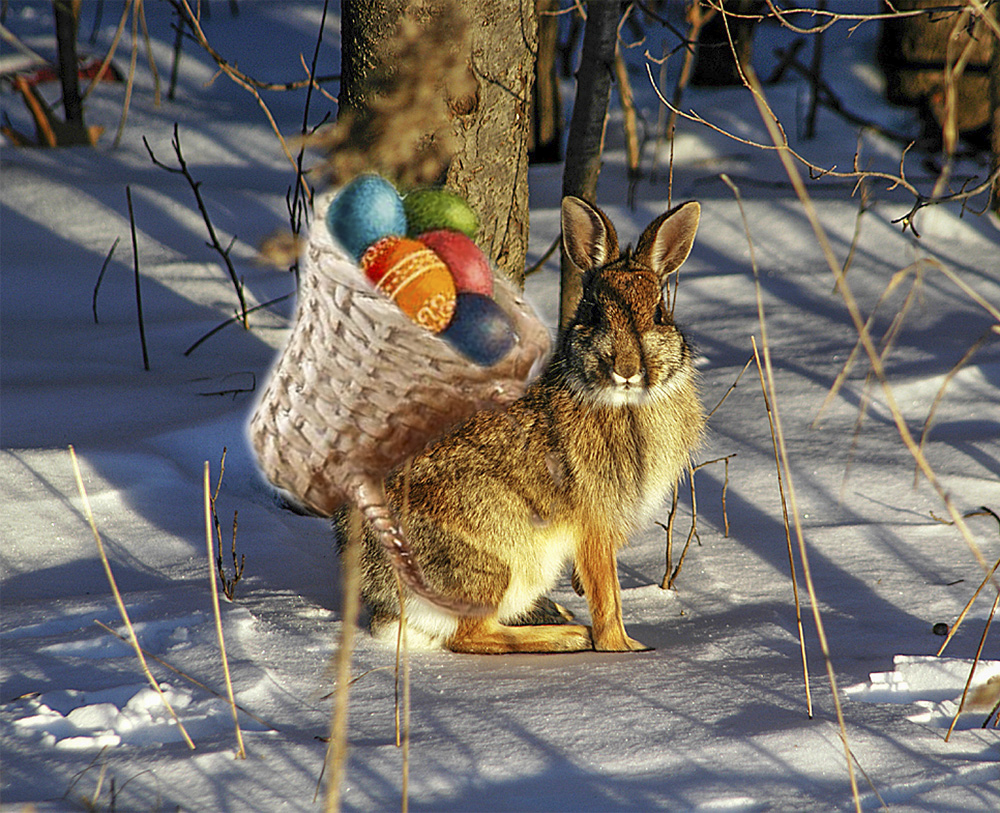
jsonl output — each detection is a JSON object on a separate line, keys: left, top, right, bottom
{"left": 336, "top": 196, "right": 705, "bottom": 653}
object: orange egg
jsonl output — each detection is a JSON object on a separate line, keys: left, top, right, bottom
{"left": 361, "top": 237, "right": 457, "bottom": 333}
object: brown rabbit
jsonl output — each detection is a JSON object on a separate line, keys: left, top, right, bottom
{"left": 336, "top": 197, "right": 705, "bottom": 653}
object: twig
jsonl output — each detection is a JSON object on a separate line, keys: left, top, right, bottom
{"left": 660, "top": 455, "right": 734, "bottom": 590}
{"left": 125, "top": 186, "right": 149, "bottom": 371}
{"left": 203, "top": 461, "right": 245, "bottom": 758}
{"left": 707, "top": 355, "right": 754, "bottom": 419}
{"left": 286, "top": 0, "right": 331, "bottom": 264}
{"left": 664, "top": 460, "right": 700, "bottom": 590}
{"left": 69, "top": 446, "right": 194, "bottom": 750}
{"left": 92, "top": 237, "right": 120, "bottom": 324}
{"left": 210, "top": 448, "right": 245, "bottom": 600}
{"left": 643, "top": 60, "right": 999, "bottom": 232}
{"left": 184, "top": 292, "right": 294, "bottom": 357}
{"left": 525, "top": 234, "right": 560, "bottom": 277}
{"left": 170, "top": 0, "right": 310, "bottom": 199}
{"left": 144, "top": 124, "right": 249, "bottom": 328}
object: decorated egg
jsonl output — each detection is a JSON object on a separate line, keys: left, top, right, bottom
{"left": 417, "top": 229, "right": 494, "bottom": 297}
{"left": 361, "top": 237, "right": 457, "bottom": 333}
{"left": 403, "top": 188, "right": 479, "bottom": 239}
{"left": 441, "top": 292, "right": 516, "bottom": 366}
{"left": 326, "top": 174, "right": 407, "bottom": 260}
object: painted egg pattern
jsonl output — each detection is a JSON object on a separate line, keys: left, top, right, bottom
{"left": 361, "top": 237, "right": 457, "bottom": 333}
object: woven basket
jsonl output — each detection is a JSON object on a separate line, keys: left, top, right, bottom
{"left": 249, "top": 196, "right": 550, "bottom": 608}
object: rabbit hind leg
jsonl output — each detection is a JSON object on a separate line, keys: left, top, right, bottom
{"left": 446, "top": 615, "right": 592, "bottom": 654}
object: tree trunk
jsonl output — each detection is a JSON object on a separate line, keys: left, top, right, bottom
{"left": 559, "top": 1, "right": 620, "bottom": 327}
{"left": 336, "top": 0, "right": 537, "bottom": 284}
{"left": 52, "top": 0, "right": 90, "bottom": 145}
{"left": 530, "top": 0, "right": 563, "bottom": 164}
{"left": 991, "top": 17, "right": 999, "bottom": 214}
{"left": 690, "top": 0, "right": 757, "bottom": 87}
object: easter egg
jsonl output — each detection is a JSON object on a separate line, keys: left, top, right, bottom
{"left": 417, "top": 230, "right": 494, "bottom": 297}
{"left": 403, "top": 188, "right": 479, "bottom": 239}
{"left": 326, "top": 174, "right": 407, "bottom": 260}
{"left": 441, "top": 292, "right": 516, "bottom": 366}
{"left": 361, "top": 236, "right": 457, "bottom": 333}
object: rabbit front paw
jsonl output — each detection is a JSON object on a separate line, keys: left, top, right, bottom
{"left": 591, "top": 627, "right": 652, "bottom": 652}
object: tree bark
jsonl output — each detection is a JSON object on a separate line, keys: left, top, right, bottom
{"left": 530, "top": 0, "right": 563, "bottom": 164}
{"left": 52, "top": 0, "right": 90, "bottom": 145}
{"left": 559, "top": 1, "right": 620, "bottom": 327}
{"left": 337, "top": 0, "right": 537, "bottom": 284}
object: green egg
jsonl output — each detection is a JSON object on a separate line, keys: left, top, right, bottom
{"left": 403, "top": 188, "right": 479, "bottom": 239}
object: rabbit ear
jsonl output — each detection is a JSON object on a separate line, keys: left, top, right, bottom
{"left": 636, "top": 201, "right": 700, "bottom": 281}
{"left": 561, "top": 196, "right": 620, "bottom": 272}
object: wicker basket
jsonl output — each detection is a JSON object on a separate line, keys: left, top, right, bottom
{"left": 249, "top": 196, "right": 550, "bottom": 607}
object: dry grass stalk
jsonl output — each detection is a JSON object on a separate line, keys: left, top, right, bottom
{"left": 945, "top": 585, "right": 999, "bottom": 741}
{"left": 751, "top": 336, "right": 814, "bottom": 720}
{"left": 917, "top": 329, "right": 997, "bottom": 481}
{"left": 935, "top": 508, "right": 1000, "bottom": 657}
{"left": 743, "top": 68, "right": 887, "bottom": 810}
{"left": 745, "top": 63, "right": 989, "bottom": 577}
{"left": 94, "top": 620, "right": 274, "bottom": 730}
{"left": 394, "top": 575, "right": 411, "bottom": 813}
{"left": 324, "top": 522, "right": 362, "bottom": 813}
{"left": 203, "top": 461, "right": 246, "bottom": 759}
{"left": 68, "top": 445, "right": 195, "bottom": 750}
{"left": 717, "top": 172, "right": 814, "bottom": 717}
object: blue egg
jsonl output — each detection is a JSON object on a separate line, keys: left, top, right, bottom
{"left": 441, "top": 293, "right": 516, "bottom": 366}
{"left": 325, "top": 175, "right": 407, "bottom": 260}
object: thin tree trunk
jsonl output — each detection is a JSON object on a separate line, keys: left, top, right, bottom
{"left": 559, "top": 1, "right": 620, "bottom": 326}
{"left": 52, "top": 0, "right": 90, "bottom": 144}
{"left": 990, "top": 7, "right": 999, "bottom": 213}
{"left": 530, "top": 0, "right": 563, "bottom": 164}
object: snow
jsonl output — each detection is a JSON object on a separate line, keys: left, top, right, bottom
{"left": 2, "top": 1, "right": 998, "bottom": 811}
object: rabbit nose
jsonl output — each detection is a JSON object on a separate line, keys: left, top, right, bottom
{"left": 611, "top": 369, "right": 643, "bottom": 389}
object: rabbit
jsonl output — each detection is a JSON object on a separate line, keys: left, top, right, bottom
{"left": 336, "top": 196, "right": 705, "bottom": 653}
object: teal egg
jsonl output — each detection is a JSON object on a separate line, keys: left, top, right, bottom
{"left": 441, "top": 293, "right": 516, "bottom": 366}
{"left": 403, "top": 188, "right": 479, "bottom": 239}
{"left": 326, "top": 175, "right": 407, "bottom": 260}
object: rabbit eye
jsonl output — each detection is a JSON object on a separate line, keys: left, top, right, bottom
{"left": 653, "top": 301, "right": 669, "bottom": 325}
{"left": 576, "top": 298, "right": 600, "bottom": 327}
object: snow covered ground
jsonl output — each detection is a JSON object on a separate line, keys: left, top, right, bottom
{"left": 2, "top": 2, "right": 998, "bottom": 810}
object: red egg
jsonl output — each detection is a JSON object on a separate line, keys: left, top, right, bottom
{"left": 361, "top": 237, "right": 457, "bottom": 333}
{"left": 417, "top": 230, "right": 494, "bottom": 297}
